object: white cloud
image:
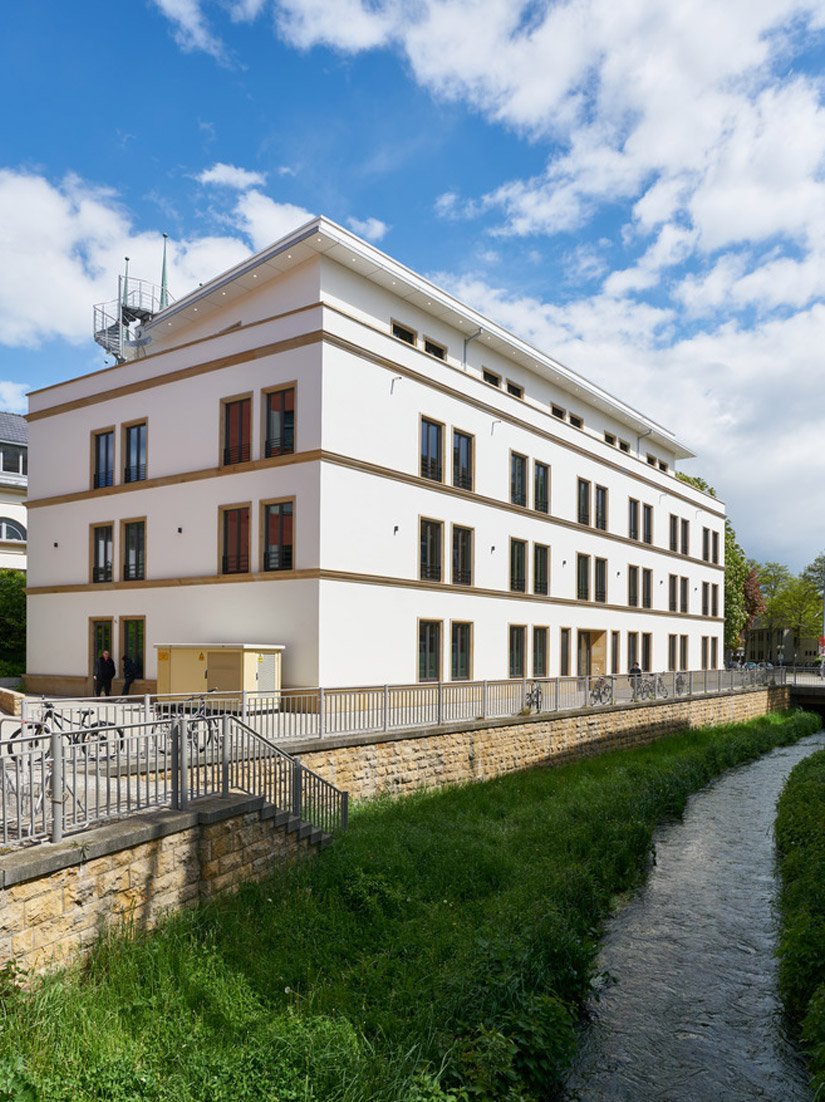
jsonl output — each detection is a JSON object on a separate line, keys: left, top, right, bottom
{"left": 0, "top": 384, "right": 29, "bottom": 415}
{"left": 231, "top": 191, "right": 314, "bottom": 251}
{"left": 152, "top": 0, "right": 226, "bottom": 60}
{"left": 197, "top": 163, "right": 267, "bottom": 189}
{"left": 346, "top": 216, "right": 388, "bottom": 242}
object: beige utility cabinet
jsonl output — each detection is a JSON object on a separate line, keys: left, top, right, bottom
{"left": 155, "top": 643, "right": 284, "bottom": 697}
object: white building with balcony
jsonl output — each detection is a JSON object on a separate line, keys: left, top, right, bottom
{"left": 25, "top": 218, "right": 725, "bottom": 695}
{"left": 0, "top": 412, "right": 27, "bottom": 572}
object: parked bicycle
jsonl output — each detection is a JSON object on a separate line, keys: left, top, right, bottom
{"left": 154, "top": 694, "right": 221, "bottom": 755}
{"left": 5, "top": 701, "right": 124, "bottom": 762}
{"left": 525, "top": 681, "right": 543, "bottom": 713}
{"left": 589, "top": 676, "right": 614, "bottom": 706}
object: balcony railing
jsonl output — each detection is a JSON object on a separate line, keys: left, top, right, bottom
{"left": 223, "top": 443, "right": 251, "bottom": 466}
{"left": 124, "top": 464, "right": 147, "bottom": 483}
{"left": 92, "top": 564, "right": 113, "bottom": 583}
{"left": 265, "top": 435, "right": 294, "bottom": 458}
{"left": 123, "top": 559, "right": 145, "bottom": 581}
{"left": 222, "top": 553, "right": 249, "bottom": 575}
{"left": 453, "top": 470, "right": 473, "bottom": 491}
{"left": 452, "top": 567, "right": 472, "bottom": 586}
{"left": 264, "top": 547, "right": 293, "bottom": 571}
{"left": 420, "top": 562, "right": 442, "bottom": 582}
{"left": 420, "top": 457, "right": 442, "bottom": 481}
{"left": 93, "top": 469, "right": 114, "bottom": 489}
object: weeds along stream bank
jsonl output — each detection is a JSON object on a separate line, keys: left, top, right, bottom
{"left": 0, "top": 709, "right": 818, "bottom": 1102}
{"left": 776, "top": 743, "right": 825, "bottom": 1098}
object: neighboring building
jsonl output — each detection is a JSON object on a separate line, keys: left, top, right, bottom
{"left": 0, "top": 412, "right": 27, "bottom": 572}
{"left": 745, "top": 622, "right": 818, "bottom": 666}
{"left": 26, "top": 218, "right": 725, "bottom": 695}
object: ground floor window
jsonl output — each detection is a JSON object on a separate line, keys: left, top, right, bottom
{"left": 627, "top": 631, "right": 639, "bottom": 670}
{"left": 122, "top": 618, "right": 145, "bottom": 679}
{"left": 679, "top": 634, "right": 689, "bottom": 671}
{"left": 668, "top": 634, "right": 677, "bottom": 672}
{"left": 418, "top": 620, "right": 441, "bottom": 682}
{"left": 641, "top": 632, "right": 652, "bottom": 672}
{"left": 533, "top": 627, "right": 548, "bottom": 677}
{"left": 509, "top": 625, "right": 526, "bottom": 678}
{"left": 89, "top": 619, "right": 112, "bottom": 675}
{"left": 711, "top": 637, "right": 718, "bottom": 668}
{"left": 560, "top": 627, "right": 570, "bottom": 677}
{"left": 451, "top": 622, "right": 472, "bottom": 681}
{"left": 611, "top": 631, "right": 620, "bottom": 674}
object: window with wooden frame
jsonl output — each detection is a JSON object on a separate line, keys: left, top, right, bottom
{"left": 482, "top": 368, "right": 501, "bottom": 388}
{"left": 577, "top": 553, "right": 590, "bottom": 601}
{"left": 452, "top": 525, "right": 473, "bottom": 586}
{"left": 668, "top": 573, "right": 678, "bottom": 612}
{"left": 123, "top": 421, "right": 147, "bottom": 483}
{"left": 628, "top": 498, "right": 639, "bottom": 540}
{"left": 611, "top": 631, "right": 620, "bottom": 675}
{"left": 534, "top": 544, "right": 549, "bottom": 596}
{"left": 220, "top": 505, "right": 250, "bottom": 574}
{"left": 511, "top": 453, "right": 528, "bottom": 506}
{"left": 91, "top": 524, "right": 113, "bottom": 583}
{"left": 628, "top": 565, "right": 639, "bottom": 607}
{"left": 702, "top": 527, "right": 710, "bottom": 561}
{"left": 577, "top": 478, "right": 591, "bottom": 525}
{"left": 424, "top": 337, "right": 446, "bottom": 360}
{"left": 418, "top": 620, "right": 441, "bottom": 682}
{"left": 122, "top": 618, "right": 145, "bottom": 679}
{"left": 627, "top": 632, "right": 639, "bottom": 670}
{"left": 669, "top": 514, "right": 679, "bottom": 552}
{"left": 680, "top": 518, "right": 690, "bottom": 556}
{"left": 262, "top": 500, "right": 294, "bottom": 571}
{"left": 222, "top": 396, "right": 252, "bottom": 466}
{"left": 533, "top": 627, "right": 548, "bottom": 678}
{"left": 711, "top": 583, "right": 719, "bottom": 618}
{"left": 595, "top": 485, "right": 608, "bottom": 531}
{"left": 92, "top": 429, "right": 115, "bottom": 489}
{"left": 509, "top": 625, "right": 526, "bottom": 678}
{"left": 506, "top": 380, "right": 524, "bottom": 398}
{"left": 668, "top": 634, "right": 677, "bottom": 672}
{"left": 420, "top": 518, "right": 443, "bottom": 582}
{"left": 679, "top": 576, "right": 689, "bottom": 613}
{"left": 264, "top": 385, "right": 295, "bottom": 458}
{"left": 679, "top": 634, "right": 689, "bottom": 670}
{"left": 701, "top": 636, "right": 709, "bottom": 669}
{"left": 711, "top": 637, "right": 718, "bottom": 668}
{"left": 452, "top": 430, "right": 473, "bottom": 491}
{"left": 121, "top": 519, "right": 145, "bottom": 581}
{"left": 510, "top": 538, "right": 527, "bottom": 592}
{"left": 642, "top": 568, "right": 652, "bottom": 609}
{"left": 560, "top": 627, "right": 571, "bottom": 676}
{"left": 712, "top": 531, "right": 720, "bottom": 564}
{"left": 642, "top": 633, "right": 652, "bottom": 672}
{"left": 421, "top": 418, "right": 443, "bottom": 482}
{"left": 595, "top": 557, "right": 607, "bottom": 603}
{"left": 702, "top": 582, "right": 710, "bottom": 616}
{"left": 642, "top": 503, "right": 653, "bottom": 545}
{"left": 451, "top": 622, "right": 472, "bottom": 681}
{"left": 534, "top": 461, "right": 549, "bottom": 514}
{"left": 392, "top": 320, "right": 416, "bottom": 345}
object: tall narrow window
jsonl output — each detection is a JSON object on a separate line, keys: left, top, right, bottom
{"left": 452, "top": 526, "right": 473, "bottom": 585}
{"left": 595, "top": 557, "right": 607, "bottom": 603}
{"left": 534, "top": 544, "right": 549, "bottom": 596}
{"left": 669, "top": 514, "right": 678, "bottom": 552}
{"left": 418, "top": 621, "right": 441, "bottom": 682}
{"left": 642, "top": 503, "right": 653, "bottom": 545}
{"left": 223, "top": 397, "right": 251, "bottom": 465}
{"left": 124, "top": 422, "right": 147, "bottom": 483}
{"left": 668, "top": 634, "right": 677, "bottom": 672}
{"left": 92, "top": 525, "right": 113, "bottom": 583}
{"left": 222, "top": 506, "right": 250, "bottom": 574}
{"left": 712, "top": 531, "right": 720, "bottom": 564}
{"left": 510, "top": 539, "right": 527, "bottom": 592}
{"left": 122, "top": 618, "right": 145, "bottom": 679}
{"left": 534, "top": 462, "right": 550, "bottom": 514}
{"left": 711, "top": 637, "right": 718, "bottom": 668}
{"left": 451, "top": 622, "right": 471, "bottom": 681}
{"left": 642, "top": 633, "right": 652, "bottom": 672}
{"left": 93, "top": 430, "right": 114, "bottom": 489}
{"left": 122, "top": 520, "right": 145, "bottom": 581}
{"left": 627, "top": 632, "right": 639, "bottom": 670}
{"left": 420, "top": 519, "right": 443, "bottom": 582}
{"left": 679, "top": 634, "right": 688, "bottom": 671}
{"left": 702, "top": 527, "right": 710, "bottom": 561}
{"left": 577, "top": 553, "right": 590, "bottom": 601}
{"left": 680, "top": 576, "right": 689, "bottom": 613}
{"left": 263, "top": 501, "right": 294, "bottom": 571}
{"left": 595, "top": 485, "right": 608, "bottom": 531}
{"left": 509, "top": 625, "right": 526, "bottom": 678}
{"left": 668, "top": 574, "right": 678, "bottom": 612}
{"left": 702, "top": 582, "right": 710, "bottom": 616}
{"left": 711, "top": 584, "right": 719, "bottom": 618}
{"left": 629, "top": 498, "right": 639, "bottom": 540}
{"left": 611, "top": 631, "right": 620, "bottom": 675}
{"left": 560, "top": 628, "right": 571, "bottom": 676}
{"left": 533, "top": 627, "right": 548, "bottom": 677}
{"left": 578, "top": 478, "right": 591, "bottom": 525}
{"left": 452, "top": 431, "right": 474, "bottom": 490}
{"left": 511, "top": 453, "right": 527, "bottom": 506}
{"left": 265, "top": 387, "right": 295, "bottom": 457}
{"left": 642, "top": 568, "right": 652, "bottom": 609}
{"left": 628, "top": 565, "right": 639, "bottom": 607}
{"left": 421, "top": 419, "right": 443, "bottom": 481}
{"left": 680, "top": 518, "right": 689, "bottom": 556}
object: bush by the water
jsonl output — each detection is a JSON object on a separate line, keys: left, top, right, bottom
{"left": 776, "top": 743, "right": 825, "bottom": 1095}
{"left": 0, "top": 709, "right": 818, "bottom": 1101}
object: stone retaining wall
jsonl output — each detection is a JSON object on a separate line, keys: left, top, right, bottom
{"left": 294, "top": 687, "right": 790, "bottom": 801}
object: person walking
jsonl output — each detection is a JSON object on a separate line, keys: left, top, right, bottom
{"left": 630, "top": 661, "right": 642, "bottom": 701}
{"left": 122, "top": 654, "right": 138, "bottom": 695}
{"left": 93, "top": 649, "right": 116, "bottom": 697}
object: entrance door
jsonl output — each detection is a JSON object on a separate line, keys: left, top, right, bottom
{"left": 577, "top": 631, "right": 592, "bottom": 676}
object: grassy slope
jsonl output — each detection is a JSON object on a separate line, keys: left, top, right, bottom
{"left": 775, "top": 745, "right": 825, "bottom": 1097}
{"left": 0, "top": 710, "right": 818, "bottom": 1102}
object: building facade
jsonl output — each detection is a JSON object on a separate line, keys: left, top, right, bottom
{"left": 26, "top": 219, "right": 725, "bottom": 695}
{"left": 0, "top": 412, "right": 27, "bottom": 572}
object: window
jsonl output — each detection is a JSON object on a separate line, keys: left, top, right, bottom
{"left": 92, "top": 524, "right": 113, "bottom": 583}
{"left": 627, "top": 632, "right": 639, "bottom": 670}
{"left": 223, "top": 397, "right": 251, "bottom": 466}
{"left": 604, "top": 432, "right": 616, "bottom": 446}
{"left": 659, "top": 460, "right": 668, "bottom": 472}
{"left": 392, "top": 321, "right": 415, "bottom": 344}
{"left": 628, "top": 565, "right": 639, "bottom": 607}
{"left": 679, "top": 576, "right": 688, "bottom": 614}
{"left": 711, "top": 637, "right": 718, "bottom": 668}
{"left": 0, "top": 443, "right": 26, "bottom": 476}
{"left": 123, "top": 422, "right": 147, "bottom": 483}
{"left": 629, "top": 498, "right": 639, "bottom": 540}
{"left": 595, "top": 485, "right": 608, "bottom": 530}
{"left": 509, "top": 625, "right": 526, "bottom": 678}
{"left": 611, "top": 631, "right": 620, "bottom": 675}
{"left": 642, "top": 633, "right": 652, "bottom": 672}
{"left": 711, "top": 584, "right": 719, "bottom": 618}
{"left": 263, "top": 500, "right": 294, "bottom": 571}
{"left": 452, "top": 430, "right": 473, "bottom": 491}
{"left": 577, "top": 553, "right": 590, "bottom": 601}
{"left": 534, "top": 544, "right": 549, "bottom": 595}
{"left": 702, "top": 582, "right": 709, "bottom": 616}
{"left": 702, "top": 527, "right": 710, "bottom": 561}
{"left": 122, "top": 618, "right": 145, "bottom": 680}
{"left": 618, "top": 439, "right": 630, "bottom": 453}
{"left": 221, "top": 506, "right": 250, "bottom": 574}
{"left": 668, "top": 634, "right": 677, "bottom": 672}
{"left": 265, "top": 386, "right": 295, "bottom": 457}
{"left": 595, "top": 557, "right": 607, "bottom": 603}
{"left": 421, "top": 419, "right": 443, "bottom": 481}
{"left": 642, "top": 503, "right": 653, "bottom": 545}
{"left": 452, "top": 526, "right": 473, "bottom": 586}
{"left": 419, "top": 621, "right": 441, "bottom": 682}
{"left": 712, "top": 531, "right": 720, "bottom": 564}
{"left": 511, "top": 453, "right": 527, "bottom": 506}
{"left": 680, "top": 635, "right": 688, "bottom": 671}
{"left": 506, "top": 380, "right": 524, "bottom": 398}
{"left": 510, "top": 539, "right": 527, "bottom": 592}
{"left": 578, "top": 478, "right": 591, "bottom": 525}
{"left": 122, "top": 520, "right": 145, "bottom": 581}
{"left": 451, "top": 622, "right": 471, "bottom": 681}
{"left": 0, "top": 518, "right": 25, "bottom": 541}
{"left": 483, "top": 368, "right": 501, "bottom": 388}
{"left": 420, "top": 519, "right": 443, "bottom": 582}
{"left": 642, "top": 568, "right": 652, "bottom": 609}
{"left": 669, "top": 515, "right": 678, "bottom": 552}
{"left": 646, "top": 453, "right": 657, "bottom": 467}
{"left": 560, "top": 628, "right": 571, "bottom": 676}
{"left": 533, "top": 627, "right": 548, "bottom": 678}
{"left": 551, "top": 404, "right": 566, "bottom": 420}
{"left": 534, "top": 462, "right": 549, "bottom": 514}
{"left": 668, "top": 574, "right": 677, "bottom": 612}
{"left": 424, "top": 338, "right": 446, "bottom": 360}
{"left": 568, "top": 413, "right": 583, "bottom": 429}
{"left": 701, "top": 636, "right": 709, "bottom": 669}
{"left": 680, "top": 518, "right": 689, "bottom": 556}
{"left": 93, "top": 430, "right": 114, "bottom": 489}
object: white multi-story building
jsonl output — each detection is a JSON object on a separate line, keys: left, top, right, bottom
{"left": 0, "top": 412, "right": 27, "bottom": 572}
{"left": 26, "top": 218, "right": 725, "bottom": 695}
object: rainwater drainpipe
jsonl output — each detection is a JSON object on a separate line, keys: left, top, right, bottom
{"left": 636, "top": 426, "right": 653, "bottom": 459}
{"left": 462, "top": 327, "right": 483, "bottom": 371}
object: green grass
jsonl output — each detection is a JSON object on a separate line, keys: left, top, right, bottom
{"left": 0, "top": 709, "right": 818, "bottom": 1102}
{"left": 776, "top": 742, "right": 825, "bottom": 1097}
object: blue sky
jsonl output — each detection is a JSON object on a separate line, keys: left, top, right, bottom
{"left": 2, "top": 0, "right": 825, "bottom": 570}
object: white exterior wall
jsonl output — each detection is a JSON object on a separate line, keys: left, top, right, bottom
{"left": 0, "top": 487, "right": 26, "bottom": 571}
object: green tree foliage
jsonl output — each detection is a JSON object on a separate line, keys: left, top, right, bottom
{"left": 801, "top": 552, "right": 825, "bottom": 596}
{"left": 772, "top": 577, "right": 823, "bottom": 650}
{"left": 676, "top": 473, "right": 747, "bottom": 651}
{"left": 0, "top": 569, "right": 26, "bottom": 670}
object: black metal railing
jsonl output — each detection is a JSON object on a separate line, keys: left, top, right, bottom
{"left": 123, "top": 559, "right": 145, "bottom": 581}
{"left": 124, "top": 464, "right": 146, "bottom": 483}
{"left": 453, "top": 470, "right": 473, "bottom": 491}
{"left": 264, "top": 547, "right": 293, "bottom": 571}
{"left": 420, "top": 457, "right": 442, "bottom": 481}
{"left": 453, "top": 567, "right": 472, "bottom": 585}
{"left": 93, "top": 469, "right": 113, "bottom": 489}
{"left": 92, "top": 564, "right": 113, "bottom": 583}
{"left": 420, "top": 562, "right": 442, "bottom": 582}
{"left": 265, "top": 435, "right": 294, "bottom": 458}
{"left": 222, "top": 553, "right": 249, "bottom": 574}
{"left": 511, "top": 578, "right": 526, "bottom": 592}
{"left": 223, "top": 444, "right": 251, "bottom": 466}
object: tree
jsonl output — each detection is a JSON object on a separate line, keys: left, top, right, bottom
{"left": 743, "top": 565, "right": 765, "bottom": 636}
{"left": 0, "top": 569, "right": 25, "bottom": 672}
{"left": 772, "top": 576, "right": 822, "bottom": 658}
{"left": 801, "top": 552, "right": 825, "bottom": 596}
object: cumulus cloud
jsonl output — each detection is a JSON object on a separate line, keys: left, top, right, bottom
{"left": 152, "top": 0, "right": 226, "bottom": 60}
{"left": 197, "top": 163, "right": 267, "bottom": 189}
{"left": 346, "top": 216, "right": 388, "bottom": 242}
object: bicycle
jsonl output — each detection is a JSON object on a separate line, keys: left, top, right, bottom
{"left": 589, "top": 676, "right": 614, "bottom": 706}
{"left": 6, "top": 701, "right": 124, "bottom": 762}
{"left": 155, "top": 695, "right": 221, "bottom": 755}
{"left": 525, "top": 681, "right": 543, "bottom": 713}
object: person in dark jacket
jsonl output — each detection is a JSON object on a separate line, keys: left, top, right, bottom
{"left": 122, "top": 654, "right": 138, "bottom": 695}
{"left": 93, "top": 650, "right": 116, "bottom": 696}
